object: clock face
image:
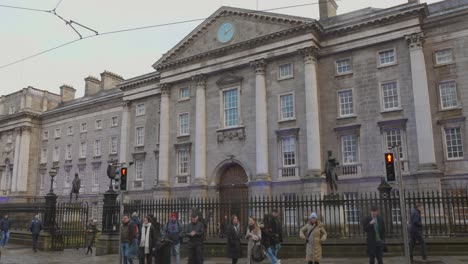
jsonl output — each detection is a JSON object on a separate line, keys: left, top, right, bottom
{"left": 217, "top": 22, "right": 235, "bottom": 43}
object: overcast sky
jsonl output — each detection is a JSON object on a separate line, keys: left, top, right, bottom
{"left": 0, "top": 0, "right": 441, "bottom": 97}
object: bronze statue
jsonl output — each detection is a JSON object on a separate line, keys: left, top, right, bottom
{"left": 324, "top": 150, "right": 339, "bottom": 193}
{"left": 69, "top": 173, "right": 81, "bottom": 202}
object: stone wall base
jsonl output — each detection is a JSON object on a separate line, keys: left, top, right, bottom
{"left": 95, "top": 233, "right": 119, "bottom": 256}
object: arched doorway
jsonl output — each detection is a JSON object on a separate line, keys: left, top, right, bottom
{"left": 219, "top": 164, "right": 249, "bottom": 230}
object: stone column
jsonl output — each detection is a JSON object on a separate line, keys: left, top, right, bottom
{"left": 11, "top": 128, "right": 21, "bottom": 193}
{"left": 300, "top": 47, "right": 322, "bottom": 176}
{"left": 405, "top": 32, "right": 437, "bottom": 170}
{"left": 251, "top": 59, "right": 270, "bottom": 180}
{"left": 119, "top": 102, "right": 129, "bottom": 164}
{"left": 17, "top": 127, "right": 31, "bottom": 192}
{"left": 157, "top": 84, "right": 171, "bottom": 188}
{"left": 193, "top": 75, "right": 208, "bottom": 186}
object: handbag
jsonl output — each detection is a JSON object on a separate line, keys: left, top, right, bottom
{"left": 251, "top": 241, "right": 266, "bottom": 262}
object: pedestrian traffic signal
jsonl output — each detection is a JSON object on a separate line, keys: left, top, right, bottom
{"left": 120, "top": 166, "right": 127, "bottom": 191}
{"left": 385, "top": 153, "right": 396, "bottom": 182}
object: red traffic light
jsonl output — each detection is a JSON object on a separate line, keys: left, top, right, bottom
{"left": 385, "top": 153, "right": 394, "bottom": 164}
{"left": 121, "top": 167, "right": 127, "bottom": 176}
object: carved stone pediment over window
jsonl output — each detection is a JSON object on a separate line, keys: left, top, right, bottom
{"left": 217, "top": 126, "right": 246, "bottom": 144}
{"left": 174, "top": 142, "right": 192, "bottom": 151}
{"left": 132, "top": 151, "right": 147, "bottom": 160}
{"left": 275, "top": 127, "right": 300, "bottom": 140}
{"left": 216, "top": 74, "right": 243, "bottom": 87}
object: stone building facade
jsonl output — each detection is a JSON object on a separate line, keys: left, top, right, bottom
{"left": 1, "top": 0, "right": 468, "bottom": 205}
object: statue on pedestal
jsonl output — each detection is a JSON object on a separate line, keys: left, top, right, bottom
{"left": 324, "top": 150, "right": 339, "bottom": 194}
{"left": 69, "top": 173, "right": 81, "bottom": 202}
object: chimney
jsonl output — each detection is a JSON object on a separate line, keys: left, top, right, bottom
{"left": 60, "top": 84, "right": 76, "bottom": 103}
{"left": 84, "top": 76, "right": 101, "bottom": 96}
{"left": 319, "top": 0, "right": 338, "bottom": 19}
{"left": 408, "top": 0, "right": 420, "bottom": 3}
{"left": 100, "top": 71, "right": 124, "bottom": 90}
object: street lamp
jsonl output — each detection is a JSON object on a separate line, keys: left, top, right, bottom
{"left": 48, "top": 167, "right": 58, "bottom": 194}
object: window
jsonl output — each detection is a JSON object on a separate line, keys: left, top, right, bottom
{"left": 392, "top": 207, "right": 402, "bottom": 224}
{"left": 279, "top": 93, "right": 295, "bottom": 121}
{"left": 179, "top": 113, "right": 190, "bottom": 136}
{"left": 278, "top": 63, "right": 293, "bottom": 80}
{"left": 439, "top": 81, "right": 458, "bottom": 109}
{"left": 281, "top": 136, "right": 297, "bottom": 177}
{"left": 136, "top": 103, "right": 145, "bottom": 116}
{"left": 341, "top": 134, "right": 358, "bottom": 164}
{"left": 381, "top": 81, "right": 400, "bottom": 111}
{"left": 64, "top": 169, "right": 70, "bottom": 187}
{"left": 67, "top": 126, "right": 73, "bottom": 135}
{"left": 40, "top": 173, "right": 45, "bottom": 190}
{"left": 378, "top": 49, "right": 396, "bottom": 66}
{"left": 80, "top": 142, "right": 87, "bottom": 158}
{"left": 92, "top": 166, "right": 99, "bottom": 186}
{"left": 136, "top": 127, "right": 144, "bottom": 146}
{"left": 344, "top": 192, "right": 360, "bottom": 224}
{"left": 95, "top": 120, "right": 102, "bottom": 130}
{"left": 43, "top": 131, "right": 49, "bottom": 140}
{"left": 111, "top": 116, "right": 118, "bottom": 127}
{"left": 445, "top": 127, "right": 463, "bottom": 160}
{"left": 110, "top": 136, "right": 118, "bottom": 154}
{"left": 8, "top": 105, "right": 15, "bottom": 114}
{"left": 78, "top": 167, "right": 85, "bottom": 190}
{"left": 81, "top": 123, "right": 87, "bottom": 133}
{"left": 41, "top": 148, "right": 47, "bottom": 164}
{"left": 336, "top": 58, "right": 352, "bottom": 74}
{"left": 435, "top": 48, "right": 453, "bottom": 65}
{"left": 177, "top": 149, "right": 190, "bottom": 176}
{"left": 94, "top": 139, "right": 101, "bottom": 157}
{"left": 135, "top": 160, "right": 144, "bottom": 180}
{"left": 66, "top": 144, "right": 72, "bottom": 160}
{"left": 223, "top": 88, "right": 239, "bottom": 127}
{"left": 54, "top": 128, "right": 61, "bottom": 138}
{"left": 338, "top": 89, "right": 354, "bottom": 117}
{"left": 53, "top": 146, "right": 59, "bottom": 162}
{"left": 384, "top": 129, "right": 405, "bottom": 160}
{"left": 179, "top": 87, "right": 190, "bottom": 100}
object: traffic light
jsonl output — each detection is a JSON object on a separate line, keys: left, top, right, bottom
{"left": 120, "top": 166, "right": 128, "bottom": 191}
{"left": 107, "top": 164, "right": 116, "bottom": 179}
{"left": 385, "top": 153, "right": 396, "bottom": 182}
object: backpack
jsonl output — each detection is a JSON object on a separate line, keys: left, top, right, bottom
{"left": 165, "top": 221, "right": 183, "bottom": 244}
{"left": 251, "top": 241, "right": 266, "bottom": 262}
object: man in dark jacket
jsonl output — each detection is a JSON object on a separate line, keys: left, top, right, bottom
{"left": 226, "top": 215, "right": 242, "bottom": 264}
{"left": 164, "top": 212, "right": 183, "bottom": 264}
{"left": 130, "top": 212, "right": 141, "bottom": 260}
{"left": 0, "top": 215, "right": 11, "bottom": 248}
{"left": 121, "top": 215, "right": 136, "bottom": 264}
{"left": 410, "top": 203, "right": 427, "bottom": 262}
{"left": 271, "top": 209, "right": 283, "bottom": 258}
{"left": 363, "top": 206, "right": 385, "bottom": 264}
{"left": 185, "top": 213, "right": 204, "bottom": 264}
{"left": 29, "top": 215, "right": 42, "bottom": 252}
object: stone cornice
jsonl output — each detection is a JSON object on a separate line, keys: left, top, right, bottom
{"left": 119, "top": 72, "right": 160, "bottom": 91}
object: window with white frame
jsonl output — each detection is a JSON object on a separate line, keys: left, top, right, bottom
{"left": 78, "top": 167, "right": 85, "bottom": 189}
{"left": 282, "top": 194, "right": 299, "bottom": 228}
{"left": 177, "top": 149, "right": 190, "bottom": 176}
{"left": 381, "top": 81, "right": 400, "bottom": 111}
{"left": 439, "top": 81, "right": 458, "bottom": 109}
{"left": 336, "top": 58, "right": 352, "bottom": 74}
{"left": 341, "top": 134, "right": 358, "bottom": 164}
{"left": 444, "top": 127, "right": 464, "bottom": 160}
{"left": 94, "top": 139, "right": 101, "bottom": 157}
{"left": 338, "top": 89, "right": 354, "bottom": 117}
{"left": 281, "top": 136, "right": 297, "bottom": 177}
{"left": 55, "top": 128, "right": 61, "bottom": 138}
{"left": 435, "top": 48, "right": 453, "bottom": 65}
{"left": 223, "top": 88, "right": 239, "bottom": 127}
{"left": 66, "top": 144, "right": 72, "bottom": 160}
{"left": 95, "top": 120, "right": 102, "bottom": 130}
{"left": 81, "top": 123, "right": 87, "bottom": 133}
{"left": 278, "top": 63, "right": 293, "bottom": 80}
{"left": 41, "top": 148, "right": 47, "bottom": 163}
{"left": 344, "top": 192, "right": 360, "bottom": 224}
{"left": 179, "top": 87, "right": 190, "bottom": 100}
{"left": 43, "top": 131, "right": 49, "bottom": 140}
{"left": 136, "top": 127, "right": 144, "bottom": 146}
{"left": 9, "top": 105, "right": 15, "bottom": 114}
{"left": 136, "top": 103, "right": 145, "bottom": 116}
{"left": 92, "top": 166, "right": 99, "bottom": 186}
{"left": 53, "top": 146, "right": 59, "bottom": 162}
{"left": 378, "top": 49, "right": 396, "bottom": 66}
{"left": 64, "top": 169, "right": 70, "bottom": 187}
{"left": 135, "top": 160, "right": 144, "bottom": 180}
{"left": 179, "top": 113, "right": 190, "bottom": 136}
{"left": 80, "top": 142, "right": 87, "bottom": 158}
{"left": 40, "top": 172, "right": 45, "bottom": 190}
{"left": 110, "top": 136, "right": 118, "bottom": 154}
{"left": 279, "top": 93, "right": 295, "bottom": 121}
{"left": 384, "top": 128, "right": 405, "bottom": 160}
{"left": 111, "top": 116, "right": 118, "bottom": 127}
{"left": 67, "top": 126, "right": 73, "bottom": 135}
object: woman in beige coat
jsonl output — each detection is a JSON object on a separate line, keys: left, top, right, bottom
{"left": 300, "top": 212, "right": 327, "bottom": 264}
{"left": 245, "top": 217, "right": 262, "bottom": 264}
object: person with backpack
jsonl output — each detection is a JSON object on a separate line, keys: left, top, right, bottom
{"left": 130, "top": 212, "right": 142, "bottom": 260}
{"left": 299, "top": 212, "right": 327, "bottom": 264}
{"left": 164, "top": 212, "right": 183, "bottom": 264}
{"left": 246, "top": 217, "right": 263, "bottom": 264}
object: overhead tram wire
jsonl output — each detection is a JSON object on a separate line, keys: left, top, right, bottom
{"left": 0, "top": 1, "right": 341, "bottom": 70}
{"left": 0, "top": 4, "right": 50, "bottom": 13}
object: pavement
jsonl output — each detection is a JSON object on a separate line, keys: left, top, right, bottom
{"left": 0, "top": 245, "right": 466, "bottom": 264}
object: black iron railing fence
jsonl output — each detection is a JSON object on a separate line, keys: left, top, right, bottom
{"left": 0, "top": 203, "right": 45, "bottom": 230}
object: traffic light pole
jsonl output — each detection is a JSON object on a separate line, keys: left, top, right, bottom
{"left": 393, "top": 146, "right": 411, "bottom": 264}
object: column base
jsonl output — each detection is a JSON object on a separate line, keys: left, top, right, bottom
{"left": 410, "top": 169, "right": 443, "bottom": 192}
{"left": 417, "top": 163, "right": 438, "bottom": 171}
{"left": 153, "top": 181, "right": 171, "bottom": 198}
{"left": 254, "top": 173, "right": 271, "bottom": 181}
{"left": 302, "top": 177, "right": 327, "bottom": 195}
{"left": 95, "top": 233, "right": 120, "bottom": 256}
{"left": 249, "top": 181, "right": 272, "bottom": 196}
{"left": 190, "top": 184, "right": 208, "bottom": 198}
{"left": 305, "top": 169, "right": 323, "bottom": 178}
{"left": 192, "top": 178, "right": 207, "bottom": 186}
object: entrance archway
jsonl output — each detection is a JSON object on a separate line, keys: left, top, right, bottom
{"left": 219, "top": 164, "right": 249, "bottom": 229}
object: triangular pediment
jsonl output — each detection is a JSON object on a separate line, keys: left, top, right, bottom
{"left": 153, "top": 6, "right": 315, "bottom": 69}
{"left": 216, "top": 73, "right": 243, "bottom": 87}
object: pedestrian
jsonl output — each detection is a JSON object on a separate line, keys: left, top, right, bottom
{"left": 139, "top": 215, "right": 158, "bottom": 264}
{"left": 261, "top": 213, "right": 280, "bottom": 264}
{"left": 130, "top": 212, "right": 141, "bottom": 260}
{"left": 410, "top": 203, "right": 427, "bottom": 262}
{"left": 0, "top": 215, "right": 11, "bottom": 248}
{"left": 245, "top": 217, "right": 262, "bottom": 264}
{"left": 29, "top": 215, "right": 42, "bottom": 252}
{"left": 120, "top": 215, "right": 136, "bottom": 264}
{"left": 164, "top": 212, "right": 183, "bottom": 264}
{"left": 226, "top": 215, "right": 242, "bottom": 264}
{"left": 271, "top": 209, "right": 283, "bottom": 259}
{"left": 185, "top": 212, "right": 204, "bottom": 264}
{"left": 363, "top": 206, "right": 385, "bottom": 264}
{"left": 299, "top": 212, "right": 327, "bottom": 264}
{"left": 220, "top": 215, "right": 229, "bottom": 238}
{"left": 85, "top": 218, "right": 98, "bottom": 255}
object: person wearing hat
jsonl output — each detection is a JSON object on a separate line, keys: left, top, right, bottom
{"left": 164, "top": 212, "right": 183, "bottom": 264}
{"left": 300, "top": 212, "right": 327, "bottom": 264}
{"left": 185, "top": 212, "right": 204, "bottom": 264}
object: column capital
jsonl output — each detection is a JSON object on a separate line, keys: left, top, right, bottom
{"left": 122, "top": 101, "right": 129, "bottom": 109}
{"left": 192, "top": 74, "right": 207, "bottom": 88}
{"left": 250, "top": 59, "right": 267, "bottom": 75}
{"left": 299, "top": 46, "right": 319, "bottom": 63}
{"left": 406, "top": 32, "right": 425, "bottom": 50}
{"left": 160, "top": 83, "right": 171, "bottom": 97}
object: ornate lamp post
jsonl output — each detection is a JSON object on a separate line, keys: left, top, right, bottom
{"left": 48, "top": 167, "right": 58, "bottom": 195}
{"left": 44, "top": 167, "right": 58, "bottom": 234}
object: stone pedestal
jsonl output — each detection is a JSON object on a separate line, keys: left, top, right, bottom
{"left": 303, "top": 176, "right": 327, "bottom": 195}
{"left": 95, "top": 233, "right": 120, "bottom": 256}
{"left": 44, "top": 193, "right": 57, "bottom": 233}
{"left": 96, "top": 190, "right": 119, "bottom": 256}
